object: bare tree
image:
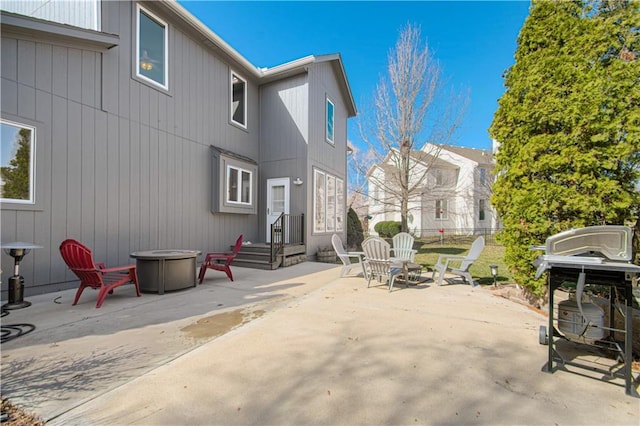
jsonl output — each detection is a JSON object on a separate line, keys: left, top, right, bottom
{"left": 349, "top": 23, "right": 467, "bottom": 233}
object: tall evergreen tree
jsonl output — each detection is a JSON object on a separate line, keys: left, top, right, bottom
{"left": 490, "top": 0, "right": 640, "bottom": 295}
{"left": 1, "top": 129, "right": 32, "bottom": 200}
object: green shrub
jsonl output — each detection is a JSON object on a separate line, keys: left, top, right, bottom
{"left": 374, "top": 221, "right": 402, "bottom": 238}
{"left": 346, "top": 208, "right": 364, "bottom": 249}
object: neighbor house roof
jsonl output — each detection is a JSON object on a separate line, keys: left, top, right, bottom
{"left": 163, "top": 0, "right": 357, "bottom": 117}
{"left": 429, "top": 144, "right": 493, "bottom": 165}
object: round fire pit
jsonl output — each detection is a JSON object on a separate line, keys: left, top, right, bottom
{"left": 130, "top": 249, "right": 201, "bottom": 294}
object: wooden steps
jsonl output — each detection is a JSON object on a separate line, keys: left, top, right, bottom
{"left": 233, "top": 243, "right": 307, "bottom": 270}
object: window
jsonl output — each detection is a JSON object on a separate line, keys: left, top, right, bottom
{"left": 435, "top": 169, "right": 443, "bottom": 186}
{"left": 226, "top": 165, "right": 252, "bottom": 205}
{"left": 435, "top": 199, "right": 448, "bottom": 219}
{"left": 136, "top": 4, "right": 168, "bottom": 90}
{"left": 479, "top": 199, "right": 486, "bottom": 221}
{"left": 326, "top": 97, "right": 334, "bottom": 144}
{"left": 231, "top": 72, "right": 247, "bottom": 128}
{"left": 313, "top": 169, "right": 344, "bottom": 233}
{"left": 479, "top": 168, "right": 486, "bottom": 186}
{"left": 336, "top": 177, "right": 344, "bottom": 232}
{"left": 211, "top": 147, "right": 257, "bottom": 214}
{"left": 1, "top": 119, "right": 36, "bottom": 204}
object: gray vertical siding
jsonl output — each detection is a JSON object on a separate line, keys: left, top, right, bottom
{"left": 1, "top": 1, "right": 260, "bottom": 296}
{"left": 259, "top": 74, "right": 310, "bottom": 239}
{"left": 305, "top": 62, "right": 350, "bottom": 255}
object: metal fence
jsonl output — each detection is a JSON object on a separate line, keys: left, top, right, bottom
{"left": 371, "top": 228, "right": 502, "bottom": 245}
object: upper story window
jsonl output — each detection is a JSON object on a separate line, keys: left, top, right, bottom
{"left": 326, "top": 97, "right": 334, "bottom": 144}
{"left": 479, "top": 167, "right": 487, "bottom": 186}
{"left": 227, "top": 165, "right": 252, "bottom": 205}
{"left": 435, "top": 169, "right": 443, "bottom": 186}
{"left": 231, "top": 72, "right": 247, "bottom": 128}
{"left": 136, "top": 4, "right": 168, "bottom": 90}
{"left": 1, "top": 119, "right": 36, "bottom": 204}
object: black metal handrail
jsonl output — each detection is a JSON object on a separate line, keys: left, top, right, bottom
{"left": 270, "top": 213, "right": 305, "bottom": 263}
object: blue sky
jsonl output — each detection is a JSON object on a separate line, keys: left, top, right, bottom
{"left": 178, "top": 1, "right": 531, "bottom": 151}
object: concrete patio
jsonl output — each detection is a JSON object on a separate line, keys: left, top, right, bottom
{"left": 1, "top": 262, "right": 638, "bottom": 425}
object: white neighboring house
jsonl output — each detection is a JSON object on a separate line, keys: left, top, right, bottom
{"left": 366, "top": 143, "right": 498, "bottom": 237}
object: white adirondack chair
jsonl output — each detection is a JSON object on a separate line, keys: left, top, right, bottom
{"left": 331, "top": 234, "right": 366, "bottom": 278}
{"left": 361, "top": 237, "right": 403, "bottom": 292}
{"left": 391, "top": 232, "right": 417, "bottom": 262}
{"left": 432, "top": 236, "right": 485, "bottom": 287}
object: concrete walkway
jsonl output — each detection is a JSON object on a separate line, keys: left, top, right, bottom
{"left": 1, "top": 263, "right": 638, "bottom": 425}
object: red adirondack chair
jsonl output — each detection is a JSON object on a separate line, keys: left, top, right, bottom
{"left": 59, "top": 239, "right": 141, "bottom": 308}
{"left": 198, "top": 235, "right": 243, "bottom": 283}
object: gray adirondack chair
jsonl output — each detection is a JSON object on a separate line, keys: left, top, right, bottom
{"left": 391, "top": 232, "right": 417, "bottom": 262}
{"left": 432, "top": 236, "right": 485, "bottom": 287}
{"left": 331, "top": 234, "right": 366, "bottom": 278}
{"left": 361, "top": 237, "right": 403, "bottom": 292}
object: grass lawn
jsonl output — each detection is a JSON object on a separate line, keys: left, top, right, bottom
{"left": 412, "top": 238, "right": 515, "bottom": 286}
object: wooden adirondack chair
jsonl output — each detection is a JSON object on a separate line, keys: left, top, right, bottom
{"left": 391, "top": 232, "right": 417, "bottom": 262}
{"left": 198, "top": 235, "right": 243, "bottom": 283}
{"left": 361, "top": 237, "right": 403, "bottom": 292}
{"left": 432, "top": 236, "right": 485, "bottom": 287}
{"left": 59, "top": 239, "right": 141, "bottom": 308}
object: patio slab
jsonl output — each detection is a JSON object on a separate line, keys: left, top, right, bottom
{"left": 1, "top": 263, "right": 638, "bottom": 425}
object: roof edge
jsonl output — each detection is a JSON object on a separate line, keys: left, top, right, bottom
{"left": 164, "top": 0, "right": 261, "bottom": 78}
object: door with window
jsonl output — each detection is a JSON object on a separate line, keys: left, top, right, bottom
{"left": 266, "top": 178, "right": 290, "bottom": 242}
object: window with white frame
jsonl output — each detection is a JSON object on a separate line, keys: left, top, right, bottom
{"left": 326, "top": 97, "right": 334, "bottom": 144}
{"left": 1, "top": 119, "right": 36, "bottom": 204}
{"left": 313, "top": 169, "right": 344, "bottom": 233}
{"left": 136, "top": 4, "right": 168, "bottom": 90}
{"left": 435, "top": 199, "right": 448, "bottom": 219}
{"left": 226, "top": 165, "right": 252, "bottom": 205}
{"left": 479, "top": 199, "right": 486, "bottom": 221}
{"left": 231, "top": 72, "right": 247, "bottom": 128}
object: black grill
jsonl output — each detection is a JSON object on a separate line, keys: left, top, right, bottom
{"left": 533, "top": 226, "right": 640, "bottom": 398}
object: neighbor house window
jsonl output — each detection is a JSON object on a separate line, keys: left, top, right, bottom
{"left": 226, "top": 165, "right": 252, "bottom": 205}
{"left": 435, "top": 199, "right": 448, "bottom": 219}
{"left": 231, "top": 72, "right": 247, "bottom": 128}
{"left": 326, "top": 97, "right": 334, "bottom": 144}
{"left": 435, "top": 169, "right": 443, "bottom": 186}
{"left": 479, "top": 168, "right": 486, "bottom": 186}
{"left": 136, "top": 4, "right": 168, "bottom": 90}
{"left": 1, "top": 119, "right": 36, "bottom": 204}
{"left": 313, "top": 169, "right": 343, "bottom": 233}
{"left": 479, "top": 199, "right": 486, "bottom": 221}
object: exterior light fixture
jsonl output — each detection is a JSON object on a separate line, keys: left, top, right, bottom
{"left": 490, "top": 264, "right": 498, "bottom": 288}
{"left": 293, "top": 177, "right": 303, "bottom": 186}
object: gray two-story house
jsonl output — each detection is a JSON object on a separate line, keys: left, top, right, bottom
{"left": 0, "top": 0, "right": 356, "bottom": 297}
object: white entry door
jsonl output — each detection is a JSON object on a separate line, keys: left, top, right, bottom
{"left": 266, "top": 178, "right": 290, "bottom": 242}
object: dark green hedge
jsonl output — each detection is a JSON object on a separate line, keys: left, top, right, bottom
{"left": 346, "top": 208, "right": 364, "bottom": 249}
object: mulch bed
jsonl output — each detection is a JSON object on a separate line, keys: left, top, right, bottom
{"left": 1, "top": 397, "right": 44, "bottom": 426}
